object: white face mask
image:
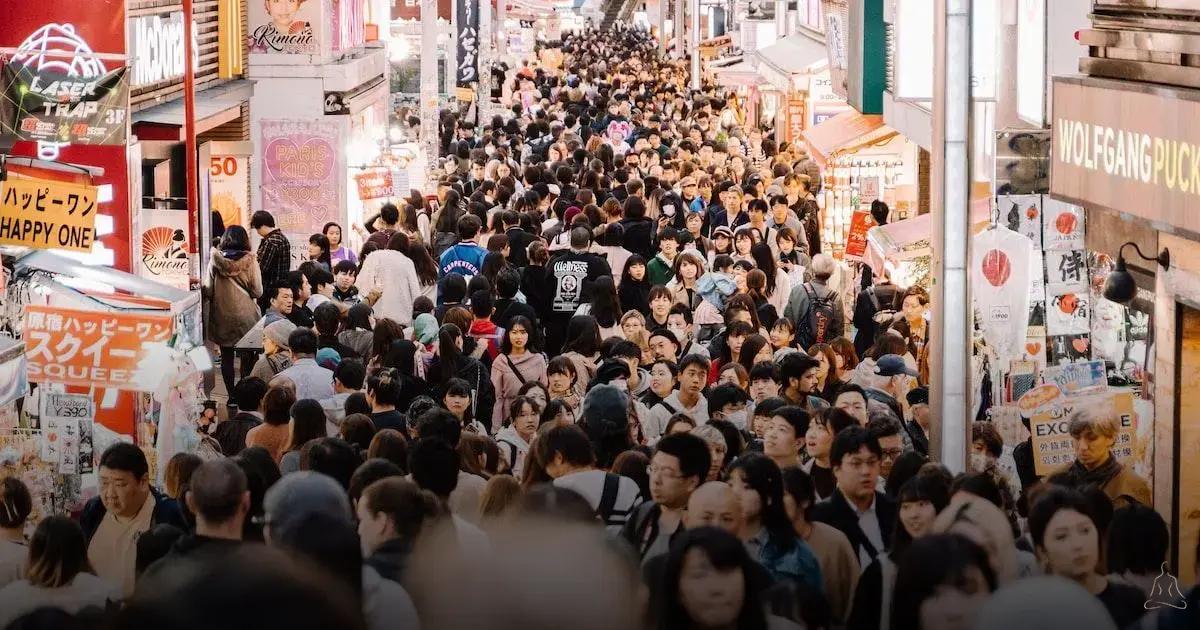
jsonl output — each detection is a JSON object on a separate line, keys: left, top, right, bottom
{"left": 723, "top": 409, "right": 748, "bottom": 430}
{"left": 485, "top": 146, "right": 495, "bottom": 156}
{"left": 669, "top": 325, "right": 688, "bottom": 344}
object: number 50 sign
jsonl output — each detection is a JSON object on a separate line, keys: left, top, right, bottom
{"left": 208, "top": 154, "right": 249, "bottom": 229}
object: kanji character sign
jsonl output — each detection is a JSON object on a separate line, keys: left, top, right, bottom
{"left": 23, "top": 305, "right": 174, "bottom": 390}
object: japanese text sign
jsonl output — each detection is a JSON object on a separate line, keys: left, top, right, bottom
{"left": 354, "top": 167, "right": 393, "bottom": 200}
{"left": 260, "top": 119, "right": 342, "bottom": 235}
{"left": 1030, "top": 391, "right": 1136, "bottom": 475}
{"left": 844, "top": 210, "right": 874, "bottom": 260}
{"left": 0, "top": 177, "right": 99, "bottom": 252}
{"left": 455, "top": 0, "right": 479, "bottom": 85}
{"left": 24, "top": 305, "right": 174, "bottom": 390}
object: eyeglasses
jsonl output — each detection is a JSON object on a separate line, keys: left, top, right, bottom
{"left": 881, "top": 448, "right": 904, "bottom": 459}
{"left": 647, "top": 465, "right": 683, "bottom": 480}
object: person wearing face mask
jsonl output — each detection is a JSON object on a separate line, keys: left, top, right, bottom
{"left": 667, "top": 304, "right": 709, "bottom": 359}
{"left": 707, "top": 383, "right": 752, "bottom": 432}
{"left": 847, "top": 475, "right": 951, "bottom": 630}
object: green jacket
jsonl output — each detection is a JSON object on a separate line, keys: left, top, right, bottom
{"left": 646, "top": 253, "right": 675, "bottom": 287}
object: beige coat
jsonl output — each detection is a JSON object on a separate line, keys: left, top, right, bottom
{"left": 206, "top": 250, "right": 262, "bottom": 347}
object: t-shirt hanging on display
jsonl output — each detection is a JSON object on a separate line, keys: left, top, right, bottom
{"left": 972, "top": 226, "right": 1035, "bottom": 362}
{"left": 996, "top": 194, "right": 1043, "bottom": 248}
{"left": 1042, "top": 198, "right": 1085, "bottom": 251}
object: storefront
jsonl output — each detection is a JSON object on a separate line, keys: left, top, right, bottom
{"left": 752, "top": 34, "right": 837, "bottom": 142}
{"left": 802, "top": 111, "right": 921, "bottom": 262}
{"left": 247, "top": 0, "right": 388, "bottom": 265}
{"left": 1050, "top": 74, "right": 1200, "bottom": 583}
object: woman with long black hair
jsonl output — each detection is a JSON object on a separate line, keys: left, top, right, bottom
{"left": 307, "top": 234, "right": 332, "bottom": 272}
{"left": 618, "top": 254, "right": 652, "bottom": 316}
{"left": 559, "top": 315, "right": 602, "bottom": 399}
{"left": 575, "top": 276, "right": 622, "bottom": 339}
{"left": 728, "top": 452, "right": 822, "bottom": 590}
{"left": 407, "top": 241, "right": 440, "bottom": 305}
{"left": 655, "top": 527, "right": 774, "bottom": 630}
{"left": 428, "top": 323, "right": 495, "bottom": 427}
{"left": 490, "top": 316, "right": 547, "bottom": 432}
{"left": 751, "top": 241, "right": 790, "bottom": 318}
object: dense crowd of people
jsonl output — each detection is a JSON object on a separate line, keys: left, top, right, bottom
{"left": 0, "top": 24, "right": 1194, "bottom": 630}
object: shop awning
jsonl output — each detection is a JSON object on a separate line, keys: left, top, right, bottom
{"left": 132, "top": 80, "right": 255, "bottom": 142}
{"left": 801, "top": 111, "right": 899, "bottom": 168}
{"left": 713, "top": 60, "right": 766, "bottom": 88}
{"left": 754, "top": 34, "right": 828, "bottom": 91}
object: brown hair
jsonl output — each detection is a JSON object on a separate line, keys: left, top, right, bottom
{"left": 479, "top": 475, "right": 523, "bottom": 521}
{"left": 458, "top": 433, "right": 501, "bottom": 479}
{"left": 163, "top": 453, "right": 203, "bottom": 500}
{"left": 360, "top": 477, "right": 443, "bottom": 542}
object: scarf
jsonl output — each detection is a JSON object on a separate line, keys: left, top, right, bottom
{"left": 1066, "top": 451, "right": 1122, "bottom": 489}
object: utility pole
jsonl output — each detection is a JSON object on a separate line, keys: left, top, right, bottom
{"left": 690, "top": 0, "right": 700, "bottom": 89}
{"left": 929, "top": 0, "right": 973, "bottom": 472}
{"left": 675, "top": 0, "right": 685, "bottom": 59}
{"left": 479, "top": 0, "right": 494, "bottom": 122}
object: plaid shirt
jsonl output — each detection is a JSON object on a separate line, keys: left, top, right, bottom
{"left": 257, "top": 229, "right": 292, "bottom": 289}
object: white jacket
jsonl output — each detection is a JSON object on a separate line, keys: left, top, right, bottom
{"left": 355, "top": 249, "right": 422, "bottom": 326}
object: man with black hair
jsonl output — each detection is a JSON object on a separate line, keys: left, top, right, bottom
{"left": 545, "top": 424, "right": 643, "bottom": 533}
{"left": 748, "top": 361, "right": 781, "bottom": 405}
{"left": 545, "top": 226, "right": 611, "bottom": 354}
{"left": 646, "top": 226, "right": 680, "bottom": 286}
{"left": 610, "top": 340, "right": 650, "bottom": 399}
{"left": 82, "top": 443, "right": 189, "bottom": 596}
{"left": 314, "top": 302, "right": 358, "bottom": 360}
{"left": 366, "top": 202, "right": 401, "bottom": 250}
{"left": 320, "top": 358, "right": 366, "bottom": 435}
{"left": 285, "top": 270, "right": 315, "bottom": 329}
{"left": 832, "top": 383, "right": 870, "bottom": 426}
{"left": 251, "top": 211, "right": 291, "bottom": 308}
{"left": 438, "top": 214, "right": 488, "bottom": 279}
{"left": 214, "top": 376, "right": 268, "bottom": 456}
{"left": 271, "top": 328, "right": 334, "bottom": 400}
{"left": 667, "top": 304, "right": 708, "bottom": 358}
{"left": 262, "top": 284, "right": 294, "bottom": 326}
{"left": 331, "top": 260, "right": 361, "bottom": 305}
{"left": 763, "top": 405, "right": 811, "bottom": 470}
{"left": 467, "top": 290, "right": 502, "bottom": 360}
{"left": 492, "top": 267, "right": 539, "bottom": 331}
{"left": 647, "top": 354, "right": 710, "bottom": 439}
{"left": 435, "top": 272, "right": 468, "bottom": 317}
{"left": 810, "top": 426, "right": 896, "bottom": 568}
{"left": 304, "top": 267, "right": 337, "bottom": 311}
{"left": 707, "top": 382, "right": 752, "bottom": 431}
{"left": 620, "top": 432, "right": 711, "bottom": 561}
{"left": 502, "top": 210, "right": 536, "bottom": 268}
{"left": 866, "top": 413, "right": 906, "bottom": 482}
{"left": 779, "top": 352, "right": 830, "bottom": 413}
{"left": 412, "top": 408, "right": 486, "bottom": 523}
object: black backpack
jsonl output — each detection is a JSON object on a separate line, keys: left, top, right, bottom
{"left": 797, "top": 283, "right": 843, "bottom": 348}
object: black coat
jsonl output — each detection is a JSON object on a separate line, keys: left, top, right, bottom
{"left": 505, "top": 227, "right": 537, "bottom": 268}
{"left": 618, "top": 216, "right": 656, "bottom": 260}
{"left": 520, "top": 264, "right": 552, "bottom": 323}
{"left": 810, "top": 489, "right": 897, "bottom": 565}
{"left": 619, "top": 278, "right": 652, "bottom": 317}
{"left": 492, "top": 297, "right": 539, "bottom": 331}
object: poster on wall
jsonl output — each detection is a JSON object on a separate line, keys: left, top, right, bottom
{"left": 1030, "top": 390, "right": 1136, "bottom": 475}
{"left": 0, "top": 62, "right": 129, "bottom": 145}
{"left": 971, "top": 227, "right": 1034, "bottom": 361}
{"left": 1046, "top": 289, "right": 1090, "bottom": 336}
{"left": 260, "top": 119, "right": 342, "bottom": 236}
{"left": 331, "top": 0, "right": 366, "bottom": 53}
{"left": 996, "top": 194, "right": 1042, "bottom": 248}
{"left": 0, "top": 176, "right": 99, "bottom": 253}
{"left": 248, "top": 0, "right": 318, "bottom": 54}
{"left": 820, "top": 0, "right": 849, "bottom": 100}
{"left": 138, "top": 208, "right": 191, "bottom": 290}
{"left": 843, "top": 210, "right": 874, "bottom": 260}
{"left": 455, "top": 0, "right": 480, "bottom": 85}
{"left": 209, "top": 154, "right": 250, "bottom": 228}
{"left": 1042, "top": 198, "right": 1084, "bottom": 251}
{"left": 1045, "top": 249, "right": 1088, "bottom": 293}
{"left": 1048, "top": 333, "right": 1090, "bottom": 365}
{"left": 1089, "top": 253, "right": 1152, "bottom": 385}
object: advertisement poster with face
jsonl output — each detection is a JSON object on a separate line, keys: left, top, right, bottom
{"left": 249, "top": 0, "right": 318, "bottom": 54}
{"left": 260, "top": 119, "right": 342, "bottom": 236}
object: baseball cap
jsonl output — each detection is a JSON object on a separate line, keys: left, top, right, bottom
{"left": 259, "top": 471, "right": 353, "bottom": 538}
{"left": 580, "top": 384, "right": 631, "bottom": 431}
{"left": 712, "top": 225, "right": 733, "bottom": 239}
{"left": 316, "top": 347, "right": 341, "bottom": 371}
{"left": 876, "top": 354, "right": 919, "bottom": 377}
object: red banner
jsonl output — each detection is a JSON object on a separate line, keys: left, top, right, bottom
{"left": 354, "top": 167, "right": 394, "bottom": 200}
{"left": 24, "top": 305, "right": 174, "bottom": 390}
{"left": 844, "top": 210, "right": 875, "bottom": 260}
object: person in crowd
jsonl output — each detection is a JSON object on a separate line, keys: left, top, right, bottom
{"left": 324, "top": 222, "right": 357, "bottom": 266}
{"left": 162, "top": 453, "right": 203, "bottom": 502}
{"left": 778, "top": 352, "right": 829, "bottom": 415}
{"left": 1060, "top": 406, "right": 1152, "bottom": 507}
{"left": 890, "top": 533, "right": 998, "bottom": 630}
{"left": 543, "top": 424, "right": 643, "bottom": 532}
{"left": 1029, "top": 487, "right": 1147, "bottom": 628}
{"left": 279, "top": 399, "right": 329, "bottom": 474}
{"left": 621, "top": 432, "right": 711, "bottom": 561}
{"left": 1105, "top": 503, "right": 1170, "bottom": 596}
{"left": 619, "top": 255, "right": 653, "bottom": 316}
{"left": 271, "top": 328, "right": 335, "bottom": 400}
{"left": 785, "top": 253, "right": 844, "bottom": 348}
{"left": 810, "top": 426, "right": 897, "bottom": 569}
{"left": 781, "top": 466, "right": 859, "bottom": 626}
{"left": 490, "top": 316, "right": 548, "bottom": 431}
{"left": 0, "top": 517, "right": 120, "bottom": 626}
{"left": 646, "top": 354, "right": 710, "bottom": 438}
{"left": 428, "top": 323, "right": 496, "bottom": 425}
{"left": 762, "top": 405, "right": 809, "bottom": 471}
{"left": 250, "top": 211, "right": 291, "bottom": 307}
{"left": 250, "top": 319, "right": 296, "bottom": 382}
{"left": 81, "top": 443, "right": 188, "bottom": 596}
{"left": 496, "top": 396, "right": 540, "bottom": 479}
{"left": 318, "top": 359, "right": 366, "bottom": 436}
{"left": 355, "top": 232, "right": 423, "bottom": 326}
{"left": 245, "top": 382, "right": 297, "bottom": 461}
{"left": 853, "top": 270, "right": 904, "bottom": 358}
{"left": 654, "top": 527, "right": 781, "bottom": 630}
{"left": 357, "top": 477, "right": 444, "bottom": 583}
{"left": 208, "top": 225, "right": 263, "bottom": 392}
{"left": 867, "top": 414, "right": 907, "bottom": 484}
{"left": 728, "top": 452, "right": 822, "bottom": 589}
{"left": 0, "top": 478, "right": 32, "bottom": 588}
{"left": 143, "top": 459, "right": 249, "bottom": 580}
{"left": 863, "top": 355, "right": 916, "bottom": 422}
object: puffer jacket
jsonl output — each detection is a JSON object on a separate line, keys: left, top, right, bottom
{"left": 206, "top": 250, "right": 262, "bottom": 347}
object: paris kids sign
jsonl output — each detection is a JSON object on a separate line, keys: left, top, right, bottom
{"left": 260, "top": 119, "right": 342, "bottom": 236}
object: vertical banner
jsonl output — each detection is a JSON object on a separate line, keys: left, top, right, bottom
{"left": 247, "top": 0, "right": 318, "bottom": 54}
{"left": 208, "top": 154, "right": 250, "bottom": 228}
{"left": 330, "top": 0, "right": 367, "bottom": 53}
{"left": 138, "top": 208, "right": 192, "bottom": 290}
{"left": 821, "top": 0, "right": 850, "bottom": 100}
{"left": 260, "top": 119, "right": 342, "bottom": 236}
{"left": 455, "top": 0, "right": 480, "bottom": 86}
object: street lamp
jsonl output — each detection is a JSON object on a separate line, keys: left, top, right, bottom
{"left": 1102, "top": 242, "right": 1171, "bottom": 305}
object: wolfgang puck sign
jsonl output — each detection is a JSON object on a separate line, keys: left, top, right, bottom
{"left": 1052, "top": 76, "right": 1200, "bottom": 235}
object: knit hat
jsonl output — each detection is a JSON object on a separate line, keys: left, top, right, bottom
{"left": 564, "top": 206, "right": 583, "bottom": 225}
{"left": 588, "top": 359, "right": 631, "bottom": 390}
{"left": 413, "top": 313, "right": 439, "bottom": 345}
{"left": 580, "top": 384, "right": 630, "bottom": 435}
{"left": 264, "top": 320, "right": 297, "bottom": 350}
{"left": 261, "top": 471, "right": 353, "bottom": 539}
{"left": 316, "top": 347, "right": 341, "bottom": 371}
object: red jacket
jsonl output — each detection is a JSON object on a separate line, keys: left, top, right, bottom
{"left": 469, "top": 319, "right": 503, "bottom": 360}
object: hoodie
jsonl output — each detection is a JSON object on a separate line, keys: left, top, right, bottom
{"left": 490, "top": 351, "right": 548, "bottom": 431}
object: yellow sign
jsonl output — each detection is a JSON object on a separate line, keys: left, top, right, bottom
{"left": 1030, "top": 391, "right": 1136, "bottom": 476}
{"left": 0, "top": 176, "right": 99, "bottom": 252}
{"left": 455, "top": 87, "right": 476, "bottom": 103}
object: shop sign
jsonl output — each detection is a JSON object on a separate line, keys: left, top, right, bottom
{"left": 0, "top": 177, "right": 98, "bottom": 252}
{"left": 248, "top": 0, "right": 318, "bottom": 54}
{"left": 787, "top": 97, "right": 806, "bottom": 144}
{"left": 128, "top": 11, "right": 200, "bottom": 88}
{"left": 354, "top": 167, "right": 394, "bottom": 200}
{"left": 455, "top": 0, "right": 480, "bottom": 85}
{"left": 23, "top": 305, "right": 175, "bottom": 390}
{"left": 1030, "top": 391, "right": 1136, "bottom": 475}
{"left": 1051, "top": 77, "right": 1200, "bottom": 235}
{"left": 0, "top": 62, "right": 129, "bottom": 145}
{"left": 823, "top": 0, "right": 885, "bottom": 114}
{"left": 209, "top": 154, "right": 249, "bottom": 228}
{"left": 1042, "top": 360, "right": 1107, "bottom": 397}
{"left": 331, "top": 0, "right": 367, "bottom": 53}
{"left": 138, "top": 208, "right": 191, "bottom": 291}
{"left": 844, "top": 209, "right": 874, "bottom": 260}
{"left": 260, "top": 119, "right": 343, "bottom": 236}
{"left": 40, "top": 392, "right": 95, "bottom": 474}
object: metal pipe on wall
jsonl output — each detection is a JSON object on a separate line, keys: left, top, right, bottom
{"left": 929, "top": 0, "right": 973, "bottom": 472}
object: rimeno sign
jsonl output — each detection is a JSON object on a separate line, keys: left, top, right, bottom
{"left": 128, "top": 12, "right": 199, "bottom": 88}
{"left": 1051, "top": 76, "right": 1200, "bottom": 236}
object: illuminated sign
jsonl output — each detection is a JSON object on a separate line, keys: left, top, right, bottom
{"left": 129, "top": 12, "right": 200, "bottom": 87}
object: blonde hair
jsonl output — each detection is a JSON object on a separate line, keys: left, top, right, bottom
{"left": 1067, "top": 406, "right": 1119, "bottom": 440}
{"left": 691, "top": 425, "right": 727, "bottom": 450}
{"left": 933, "top": 494, "right": 1018, "bottom": 585}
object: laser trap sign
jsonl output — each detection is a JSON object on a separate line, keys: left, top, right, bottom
{"left": 0, "top": 176, "right": 99, "bottom": 252}
{"left": 1030, "top": 391, "right": 1136, "bottom": 475}
{"left": 0, "top": 62, "right": 129, "bottom": 145}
